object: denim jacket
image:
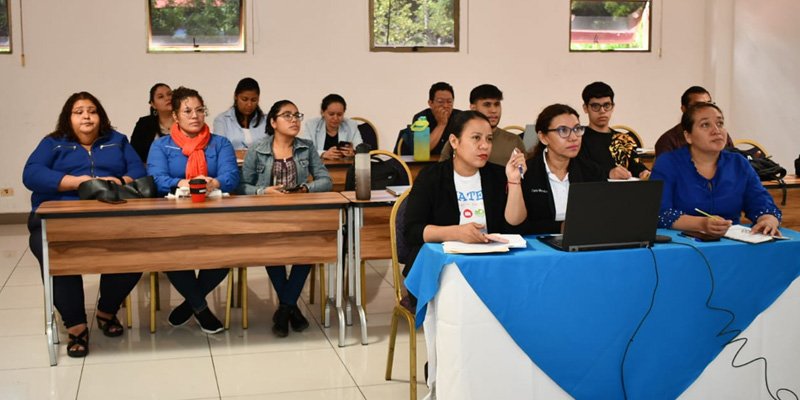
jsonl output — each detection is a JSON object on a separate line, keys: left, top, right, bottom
{"left": 212, "top": 106, "right": 268, "bottom": 150}
{"left": 239, "top": 135, "right": 332, "bottom": 194}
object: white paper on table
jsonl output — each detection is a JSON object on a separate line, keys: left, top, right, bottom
{"left": 724, "top": 224, "right": 787, "bottom": 244}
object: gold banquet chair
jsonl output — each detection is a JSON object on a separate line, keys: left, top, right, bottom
{"left": 611, "top": 124, "right": 644, "bottom": 148}
{"left": 384, "top": 190, "right": 419, "bottom": 400}
{"left": 352, "top": 116, "right": 380, "bottom": 150}
{"left": 503, "top": 125, "right": 525, "bottom": 136}
{"left": 734, "top": 139, "right": 770, "bottom": 158}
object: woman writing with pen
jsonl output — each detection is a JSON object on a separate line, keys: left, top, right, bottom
{"left": 650, "top": 102, "right": 781, "bottom": 237}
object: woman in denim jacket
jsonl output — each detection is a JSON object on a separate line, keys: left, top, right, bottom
{"left": 239, "top": 100, "right": 331, "bottom": 337}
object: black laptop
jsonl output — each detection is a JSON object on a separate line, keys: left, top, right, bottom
{"left": 539, "top": 180, "right": 663, "bottom": 252}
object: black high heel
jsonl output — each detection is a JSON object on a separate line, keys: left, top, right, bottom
{"left": 96, "top": 314, "right": 124, "bottom": 337}
{"left": 67, "top": 328, "right": 89, "bottom": 358}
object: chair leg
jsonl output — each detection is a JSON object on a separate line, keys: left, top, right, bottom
{"left": 224, "top": 269, "right": 233, "bottom": 330}
{"left": 234, "top": 267, "right": 243, "bottom": 308}
{"left": 361, "top": 261, "right": 368, "bottom": 315}
{"left": 309, "top": 265, "right": 316, "bottom": 304}
{"left": 150, "top": 272, "right": 157, "bottom": 333}
{"left": 406, "top": 313, "right": 418, "bottom": 400}
{"left": 125, "top": 295, "right": 132, "bottom": 328}
{"left": 241, "top": 267, "right": 248, "bottom": 329}
{"left": 385, "top": 308, "right": 400, "bottom": 380}
{"left": 154, "top": 272, "right": 160, "bottom": 311}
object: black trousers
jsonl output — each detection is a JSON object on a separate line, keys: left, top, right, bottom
{"left": 266, "top": 265, "right": 311, "bottom": 306}
{"left": 166, "top": 269, "right": 229, "bottom": 313}
{"left": 28, "top": 213, "right": 142, "bottom": 329}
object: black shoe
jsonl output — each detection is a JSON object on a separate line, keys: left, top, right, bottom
{"left": 272, "top": 305, "right": 291, "bottom": 338}
{"left": 168, "top": 302, "right": 193, "bottom": 327}
{"left": 288, "top": 305, "right": 309, "bottom": 332}
{"left": 194, "top": 308, "right": 224, "bottom": 334}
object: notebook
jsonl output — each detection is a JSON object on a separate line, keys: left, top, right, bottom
{"left": 386, "top": 185, "right": 410, "bottom": 196}
{"left": 538, "top": 180, "right": 663, "bottom": 252}
{"left": 724, "top": 224, "right": 789, "bottom": 244}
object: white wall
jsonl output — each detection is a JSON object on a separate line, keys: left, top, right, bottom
{"left": 730, "top": 0, "right": 800, "bottom": 169}
{"left": 1, "top": 0, "right": 792, "bottom": 214}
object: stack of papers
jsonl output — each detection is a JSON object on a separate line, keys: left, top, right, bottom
{"left": 443, "top": 234, "right": 527, "bottom": 254}
{"left": 386, "top": 185, "right": 410, "bottom": 196}
{"left": 724, "top": 224, "right": 787, "bottom": 244}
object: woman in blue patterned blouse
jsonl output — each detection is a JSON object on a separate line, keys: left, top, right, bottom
{"left": 650, "top": 102, "right": 781, "bottom": 238}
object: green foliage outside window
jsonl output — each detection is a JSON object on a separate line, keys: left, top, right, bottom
{"left": 148, "top": 0, "right": 243, "bottom": 52}
{"left": 371, "top": 0, "right": 457, "bottom": 50}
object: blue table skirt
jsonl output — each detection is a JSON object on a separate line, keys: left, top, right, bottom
{"left": 405, "top": 229, "right": 800, "bottom": 400}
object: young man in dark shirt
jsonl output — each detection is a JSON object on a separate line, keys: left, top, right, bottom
{"left": 654, "top": 86, "right": 734, "bottom": 156}
{"left": 396, "top": 82, "right": 462, "bottom": 155}
{"left": 578, "top": 81, "right": 650, "bottom": 180}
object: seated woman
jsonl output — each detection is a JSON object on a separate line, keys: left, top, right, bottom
{"left": 239, "top": 100, "right": 332, "bottom": 337}
{"left": 521, "top": 104, "right": 604, "bottom": 234}
{"left": 131, "top": 83, "right": 173, "bottom": 163}
{"left": 147, "top": 86, "right": 239, "bottom": 334}
{"left": 650, "top": 102, "right": 781, "bottom": 237}
{"left": 23, "top": 92, "right": 146, "bottom": 357}
{"left": 300, "top": 94, "right": 362, "bottom": 159}
{"left": 404, "top": 110, "right": 527, "bottom": 277}
{"left": 212, "top": 77, "right": 267, "bottom": 150}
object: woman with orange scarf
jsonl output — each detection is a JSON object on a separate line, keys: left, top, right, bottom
{"left": 147, "top": 86, "right": 239, "bottom": 334}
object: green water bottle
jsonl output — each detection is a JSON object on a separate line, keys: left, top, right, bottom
{"left": 411, "top": 116, "right": 430, "bottom": 161}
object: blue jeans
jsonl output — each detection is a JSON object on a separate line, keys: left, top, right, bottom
{"left": 266, "top": 265, "right": 311, "bottom": 306}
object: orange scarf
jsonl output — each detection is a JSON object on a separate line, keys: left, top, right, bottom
{"left": 170, "top": 123, "right": 211, "bottom": 179}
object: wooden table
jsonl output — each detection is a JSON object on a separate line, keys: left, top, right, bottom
{"left": 325, "top": 155, "right": 438, "bottom": 192}
{"left": 764, "top": 174, "right": 800, "bottom": 230}
{"left": 339, "top": 190, "right": 402, "bottom": 344}
{"left": 37, "top": 193, "right": 349, "bottom": 365}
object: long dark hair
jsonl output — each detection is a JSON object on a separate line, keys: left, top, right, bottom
{"left": 532, "top": 104, "right": 580, "bottom": 156}
{"left": 321, "top": 93, "right": 346, "bottom": 112}
{"left": 265, "top": 100, "right": 296, "bottom": 136}
{"left": 48, "top": 92, "right": 113, "bottom": 141}
{"left": 148, "top": 82, "right": 170, "bottom": 115}
{"left": 233, "top": 77, "right": 263, "bottom": 129}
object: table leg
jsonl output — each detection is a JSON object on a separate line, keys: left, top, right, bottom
{"left": 335, "top": 209, "right": 346, "bottom": 346}
{"left": 345, "top": 207, "right": 354, "bottom": 326}
{"left": 354, "top": 207, "right": 369, "bottom": 345}
{"left": 41, "top": 219, "right": 58, "bottom": 366}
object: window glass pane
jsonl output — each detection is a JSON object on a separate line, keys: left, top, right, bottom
{"left": 0, "top": 0, "right": 10, "bottom": 54}
{"left": 148, "top": 0, "right": 244, "bottom": 53}
{"left": 570, "top": 0, "right": 650, "bottom": 52}
{"left": 371, "top": 0, "right": 458, "bottom": 52}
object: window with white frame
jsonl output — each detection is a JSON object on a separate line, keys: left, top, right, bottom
{"left": 147, "top": 0, "right": 244, "bottom": 53}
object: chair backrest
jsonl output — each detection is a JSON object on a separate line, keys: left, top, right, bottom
{"left": 352, "top": 116, "right": 379, "bottom": 150}
{"left": 390, "top": 190, "right": 411, "bottom": 302}
{"left": 611, "top": 125, "right": 644, "bottom": 148}
{"left": 393, "top": 127, "right": 413, "bottom": 155}
{"left": 343, "top": 150, "right": 413, "bottom": 190}
{"left": 734, "top": 138, "right": 769, "bottom": 158}
{"left": 503, "top": 125, "right": 525, "bottom": 136}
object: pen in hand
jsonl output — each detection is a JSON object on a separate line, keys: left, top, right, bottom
{"left": 694, "top": 208, "right": 722, "bottom": 220}
{"left": 513, "top": 148, "right": 524, "bottom": 180}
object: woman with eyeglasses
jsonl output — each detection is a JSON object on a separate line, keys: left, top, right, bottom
{"left": 23, "top": 91, "right": 146, "bottom": 357}
{"left": 239, "top": 100, "right": 331, "bottom": 337}
{"left": 212, "top": 77, "right": 267, "bottom": 150}
{"left": 300, "top": 94, "right": 363, "bottom": 159}
{"left": 650, "top": 102, "right": 781, "bottom": 237}
{"left": 131, "top": 83, "right": 173, "bottom": 163}
{"left": 147, "top": 86, "right": 239, "bottom": 334}
{"left": 520, "top": 104, "right": 603, "bottom": 234}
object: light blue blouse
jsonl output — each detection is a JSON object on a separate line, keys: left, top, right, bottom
{"left": 300, "top": 116, "right": 363, "bottom": 155}
{"left": 212, "top": 106, "right": 268, "bottom": 150}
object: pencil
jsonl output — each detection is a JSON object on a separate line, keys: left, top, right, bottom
{"left": 694, "top": 208, "right": 722, "bottom": 220}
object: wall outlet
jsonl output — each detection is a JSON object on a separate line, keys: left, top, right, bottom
{"left": 0, "top": 188, "right": 14, "bottom": 197}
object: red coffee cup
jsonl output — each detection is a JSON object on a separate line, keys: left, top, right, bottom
{"left": 189, "top": 178, "right": 207, "bottom": 203}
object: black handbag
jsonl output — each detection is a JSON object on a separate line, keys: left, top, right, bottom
{"left": 78, "top": 176, "right": 157, "bottom": 203}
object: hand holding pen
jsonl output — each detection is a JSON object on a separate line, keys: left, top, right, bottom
{"left": 694, "top": 208, "right": 732, "bottom": 236}
{"left": 507, "top": 148, "right": 526, "bottom": 184}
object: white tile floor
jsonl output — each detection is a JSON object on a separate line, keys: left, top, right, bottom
{"left": 0, "top": 224, "right": 427, "bottom": 399}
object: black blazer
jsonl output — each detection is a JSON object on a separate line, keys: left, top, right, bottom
{"left": 130, "top": 114, "right": 161, "bottom": 163}
{"left": 520, "top": 152, "right": 604, "bottom": 234}
{"left": 403, "top": 159, "right": 515, "bottom": 275}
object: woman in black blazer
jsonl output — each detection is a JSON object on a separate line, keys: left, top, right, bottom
{"left": 521, "top": 104, "right": 604, "bottom": 234}
{"left": 403, "top": 110, "right": 527, "bottom": 276}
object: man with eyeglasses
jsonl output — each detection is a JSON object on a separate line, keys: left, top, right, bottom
{"left": 395, "top": 82, "right": 462, "bottom": 155}
{"left": 578, "top": 81, "right": 650, "bottom": 180}
{"left": 439, "top": 84, "right": 525, "bottom": 166}
{"left": 654, "top": 86, "right": 734, "bottom": 157}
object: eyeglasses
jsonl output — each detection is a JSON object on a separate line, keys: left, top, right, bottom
{"left": 277, "top": 112, "right": 304, "bottom": 122}
{"left": 587, "top": 102, "right": 614, "bottom": 112}
{"left": 180, "top": 107, "right": 208, "bottom": 117}
{"left": 546, "top": 125, "right": 585, "bottom": 138}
